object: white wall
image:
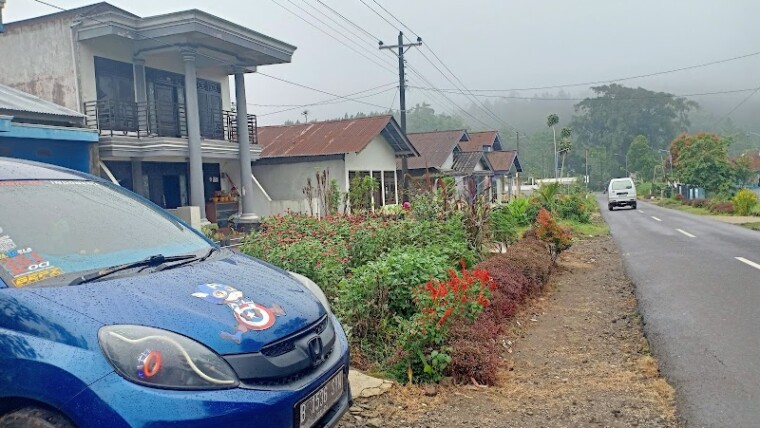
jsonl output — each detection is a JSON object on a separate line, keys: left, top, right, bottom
{"left": 0, "top": 17, "right": 79, "bottom": 110}
{"left": 252, "top": 158, "right": 346, "bottom": 201}
{"left": 442, "top": 152, "right": 454, "bottom": 170}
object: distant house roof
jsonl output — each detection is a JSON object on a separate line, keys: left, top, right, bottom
{"left": 459, "top": 131, "right": 502, "bottom": 151}
{"left": 486, "top": 150, "right": 522, "bottom": 174}
{"left": 257, "top": 115, "right": 417, "bottom": 159}
{"left": 403, "top": 130, "right": 469, "bottom": 170}
{"left": 451, "top": 151, "right": 492, "bottom": 176}
{"left": 0, "top": 83, "right": 85, "bottom": 126}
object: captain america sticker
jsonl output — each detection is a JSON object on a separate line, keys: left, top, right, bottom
{"left": 192, "top": 283, "right": 285, "bottom": 344}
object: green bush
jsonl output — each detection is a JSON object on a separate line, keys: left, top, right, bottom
{"left": 410, "top": 192, "right": 440, "bottom": 222}
{"left": 637, "top": 181, "right": 652, "bottom": 197}
{"left": 335, "top": 247, "right": 449, "bottom": 362}
{"left": 752, "top": 203, "right": 760, "bottom": 217}
{"left": 556, "top": 194, "right": 592, "bottom": 223}
{"left": 506, "top": 196, "right": 531, "bottom": 226}
{"left": 490, "top": 204, "right": 518, "bottom": 245}
{"left": 733, "top": 189, "right": 758, "bottom": 216}
{"left": 525, "top": 197, "right": 544, "bottom": 224}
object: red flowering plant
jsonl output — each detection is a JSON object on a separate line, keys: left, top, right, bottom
{"left": 534, "top": 208, "right": 572, "bottom": 259}
{"left": 391, "top": 262, "right": 495, "bottom": 383}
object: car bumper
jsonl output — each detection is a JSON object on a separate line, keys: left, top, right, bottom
{"left": 609, "top": 199, "right": 636, "bottom": 206}
{"left": 66, "top": 317, "right": 351, "bottom": 428}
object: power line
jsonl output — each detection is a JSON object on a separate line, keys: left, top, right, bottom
{"left": 270, "top": 0, "right": 397, "bottom": 74}
{"left": 315, "top": 0, "right": 381, "bottom": 42}
{"left": 713, "top": 86, "right": 760, "bottom": 126}
{"left": 426, "top": 49, "right": 760, "bottom": 93}
{"left": 356, "top": 0, "right": 398, "bottom": 30}
{"left": 409, "top": 86, "right": 760, "bottom": 101}
{"left": 250, "top": 81, "right": 396, "bottom": 108}
{"left": 371, "top": 0, "right": 417, "bottom": 38}
{"left": 256, "top": 72, "right": 397, "bottom": 111}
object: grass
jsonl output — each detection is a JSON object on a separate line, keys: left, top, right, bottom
{"left": 651, "top": 199, "right": 712, "bottom": 216}
{"left": 741, "top": 222, "right": 760, "bottom": 232}
{"left": 559, "top": 218, "right": 609, "bottom": 239}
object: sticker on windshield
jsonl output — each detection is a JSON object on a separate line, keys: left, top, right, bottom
{"left": 0, "top": 247, "right": 64, "bottom": 287}
{"left": 13, "top": 267, "right": 63, "bottom": 287}
{"left": 192, "top": 283, "right": 285, "bottom": 344}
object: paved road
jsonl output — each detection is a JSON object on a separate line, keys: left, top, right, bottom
{"left": 598, "top": 197, "right": 760, "bottom": 428}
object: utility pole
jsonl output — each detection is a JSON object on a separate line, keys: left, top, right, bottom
{"left": 585, "top": 148, "right": 589, "bottom": 192}
{"left": 516, "top": 131, "right": 521, "bottom": 196}
{"left": 380, "top": 31, "right": 422, "bottom": 202}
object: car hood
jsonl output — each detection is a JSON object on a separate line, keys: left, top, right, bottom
{"left": 31, "top": 252, "right": 326, "bottom": 355}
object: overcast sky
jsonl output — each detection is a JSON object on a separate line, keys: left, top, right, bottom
{"left": 5, "top": 0, "right": 760, "bottom": 125}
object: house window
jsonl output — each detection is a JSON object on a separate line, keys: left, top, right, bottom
{"left": 94, "top": 57, "right": 137, "bottom": 132}
{"left": 384, "top": 171, "right": 397, "bottom": 205}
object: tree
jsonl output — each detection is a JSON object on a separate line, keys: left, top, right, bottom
{"left": 626, "top": 135, "right": 656, "bottom": 180}
{"left": 559, "top": 127, "right": 573, "bottom": 178}
{"left": 571, "top": 84, "right": 698, "bottom": 179}
{"left": 404, "top": 103, "right": 467, "bottom": 133}
{"left": 670, "top": 133, "right": 736, "bottom": 195}
{"left": 547, "top": 114, "right": 559, "bottom": 178}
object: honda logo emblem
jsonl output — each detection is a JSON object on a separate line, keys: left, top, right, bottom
{"left": 307, "top": 337, "right": 323, "bottom": 363}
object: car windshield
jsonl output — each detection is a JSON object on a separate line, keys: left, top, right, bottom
{"left": 611, "top": 180, "right": 633, "bottom": 190}
{"left": 0, "top": 180, "right": 211, "bottom": 288}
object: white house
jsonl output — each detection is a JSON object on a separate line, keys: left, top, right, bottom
{"left": 254, "top": 115, "right": 417, "bottom": 215}
{"left": 0, "top": 2, "right": 296, "bottom": 226}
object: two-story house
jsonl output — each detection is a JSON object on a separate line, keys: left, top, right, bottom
{"left": 0, "top": 2, "right": 296, "bottom": 225}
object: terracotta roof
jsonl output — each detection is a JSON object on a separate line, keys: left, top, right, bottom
{"left": 459, "top": 131, "right": 499, "bottom": 151}
{"left": 486, "top": 150, "right": 522, "bottom": 173}
{"left": 403, "top": 130, "right": 469, "bottom": 170}
{"left": 257, "top": 115, "right": 416, "bottom": 158}
{"left": 451, "top": 151, "right": 491, "bottom": 176}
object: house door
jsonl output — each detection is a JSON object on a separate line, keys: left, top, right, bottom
{"left": 153, "top": 84, "right": 181, "bottom": 137}
{"left": 162, "top": 175, "right": 182, "bottom": 209}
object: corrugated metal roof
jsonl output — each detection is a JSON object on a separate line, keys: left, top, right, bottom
{"left": 459, "top": 131, "right": 498, "bottom": 151}
{"left": 486, "top": 150, "right": 522, "bottom": 173}
{"left": 404, "top": 130, "right": 469, "bottom": 170}
{"left": 451, "top": 151, "right": 490, "bottom": 176}
{"left": 0, "top": 83, "right": 84, "bottom": 119}
{"left": 257, "top": 115, "right": 415, "bottom": 158}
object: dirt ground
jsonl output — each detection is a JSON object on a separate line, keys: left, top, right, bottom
{"left": 338, "top": 235, "right": 681, "bottom": 428}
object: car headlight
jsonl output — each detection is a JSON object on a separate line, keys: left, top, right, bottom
{"left": 289, "top": 271, "right": 331, "bottom": 313}
{"left": 98, "top": 325, "right": 239, "bottom": 390}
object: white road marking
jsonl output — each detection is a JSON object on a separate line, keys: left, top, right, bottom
{"left": 638, "top": 210, "right": 645, "bottom": 213}
{"left": 651, "top": 216, "right": 662, "bottom": 222}
{"left": 676, "top": 229, "right": 696, "bottom": 238}
{"left": 735, "top": 257, "right": 760, "bottom": 271}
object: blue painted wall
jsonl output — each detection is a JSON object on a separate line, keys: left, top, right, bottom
{"left": 0, "top": 137, "right": 92, "bottom": 172}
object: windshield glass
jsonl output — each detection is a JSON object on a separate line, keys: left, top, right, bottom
{"left": 611, "top": 180, "right": 633, "bottom": 191}
{"left": 0, "top": 180, "right": 211, "bottom": 288}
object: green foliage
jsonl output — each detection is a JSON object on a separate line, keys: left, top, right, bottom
{"left": 200, "top": 223, "right": 219, "bottom": 241}
{"left": 556, "top": 194, "right": 592, "bottom": 223}
{"left": 670, "top": 133, "right": 736, "bottom": 194}
{"left": 535, "top": 208, "right": 573, "bottom": 259}
{"left": 506, "top": 196, "right": 532, "bottom": 226}
{"left": 627, "top": 135, "right": 657, "bottom": 179}
{"left": 536, "top": 182, "right": 561, "bottom": 212}
{"left": 410, "top": 192, "right": 440, "bottom": 222}
{"left": 490, "top": 204, "right": 518, "bottom": 245}
{"left": 733, "top": 189, "right": 758, "bottom": 216}
{"left": 403, "top": 102, "right": 468, "bottom": 133}
{"left": 348, "top": 176, "right": 378, "bottom": 212}
{"left": 572, "top": 84, "right": 698, "bottom": 179}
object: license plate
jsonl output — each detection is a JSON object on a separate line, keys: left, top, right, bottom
{"left": 296, "top": 369, "right": 345, "bottom": 428}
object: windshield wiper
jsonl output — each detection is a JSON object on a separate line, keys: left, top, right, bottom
{"left": 152, "top": 247, "right": 219, "bottom": 273}
{"left": 68, "top": 254, "right": 196, "bottom": 286}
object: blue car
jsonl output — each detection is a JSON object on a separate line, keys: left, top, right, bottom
{"left": 0, "top": 158, "right": 351, "bottom": 427}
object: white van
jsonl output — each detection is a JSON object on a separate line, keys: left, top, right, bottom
{"left": 607, "top": 177, "right": 637, "bottom": 210}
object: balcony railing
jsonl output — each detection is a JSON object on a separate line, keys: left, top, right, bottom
{"left": 83, "top": 100, "right": 257, "bottom": 145}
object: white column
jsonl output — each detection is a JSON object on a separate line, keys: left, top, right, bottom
{"left": 233, "top": 66, "right": 259, "bottom": 225}
{"left": 182, "top": 50, "right": 207, "bottom": 222}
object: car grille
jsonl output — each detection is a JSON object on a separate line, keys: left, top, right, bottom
{"left": 261, "top": 316, "right": 329, "bottom": 357}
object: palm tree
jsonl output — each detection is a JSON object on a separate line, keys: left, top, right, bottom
{"left": 546, "top": 114, "right": 559, "bottom": 178}
{"left": 302, "top": 109, "right": 309, "bottom": 123}
{"left": 559, "top": 127, "right": 573, "bottom": 178}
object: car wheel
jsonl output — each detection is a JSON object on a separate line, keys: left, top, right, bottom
{"left": 608, "top": 204, "right": 614, "bottom": 211}
{"left": 632, "top": 202, "right": 637, "bottom": 209}
{"left": 0, "top": 407, "right": 75, "bottom": 428}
